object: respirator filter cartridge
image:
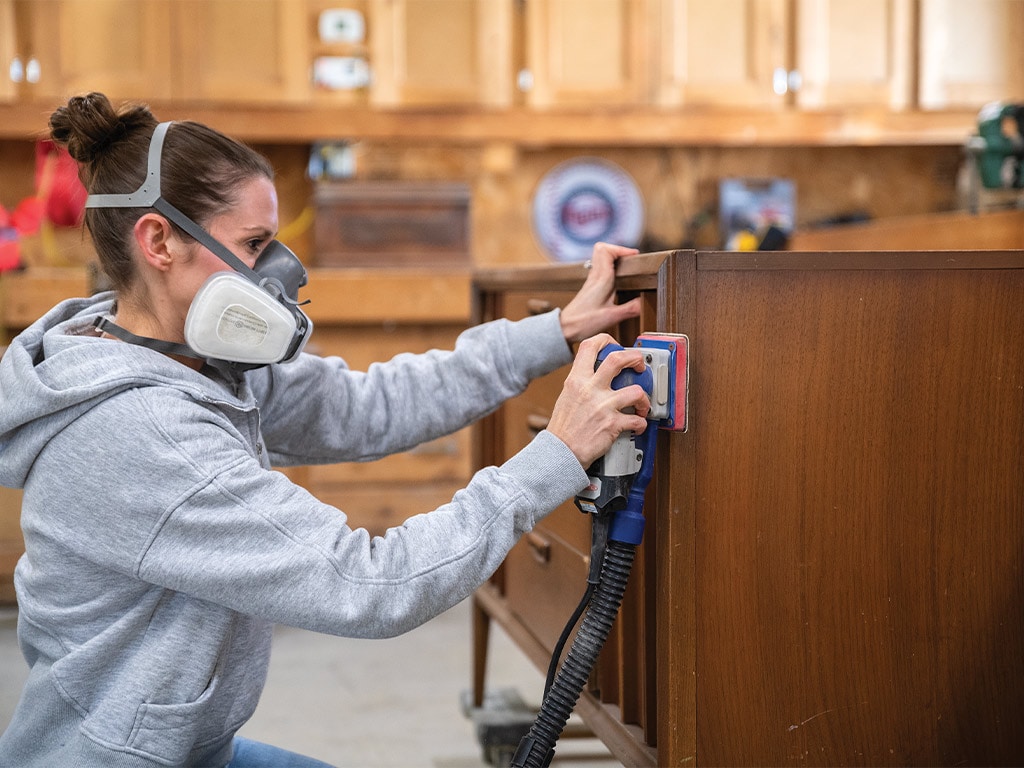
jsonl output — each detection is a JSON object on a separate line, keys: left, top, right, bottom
{"left": 184, "top": 272, "right": 302, "bottom": 365}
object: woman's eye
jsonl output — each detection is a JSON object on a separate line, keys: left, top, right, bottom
{"left": 246, "top": 239, "right": 264, "bottom": 253}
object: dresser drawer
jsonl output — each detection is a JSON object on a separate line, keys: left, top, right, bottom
{"left": 504, "top": 527, "right": 590, "bottom": 654}
{"left": 534, "top": 500, "right": 591, "bottom": 559}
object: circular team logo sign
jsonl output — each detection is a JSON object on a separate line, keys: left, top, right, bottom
{"left": 532, "top": 158, "right": 644, "bottom": 262}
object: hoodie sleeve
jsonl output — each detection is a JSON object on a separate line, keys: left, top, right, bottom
{"left": 137, "top": 428, "right": 587, "bottom": 638}
{"left": 251, "top": 309, "right": 573, "bottom": 466}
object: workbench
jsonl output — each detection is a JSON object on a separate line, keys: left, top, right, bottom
{"left": 470, "top": 249, "right": 1024, "bottom": 766}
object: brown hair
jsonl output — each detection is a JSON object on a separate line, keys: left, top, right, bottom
{"left": 48, "top": 92, "right": 274, "bottom": 292}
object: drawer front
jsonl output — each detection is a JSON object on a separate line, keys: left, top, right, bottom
{"left": 496, "top": 289, "right": 591, "bottom": 555}
{"left": 504, "top": 528, "right": 590, "bottom": 654}
{"left": 534, "top": 500, "right": 592, "bottom": 559}
{"left": 499, "top": 290, "right": 573, "bottom": 323}
{"left": 500, "top": 371, "right": 562, "bottom": 460}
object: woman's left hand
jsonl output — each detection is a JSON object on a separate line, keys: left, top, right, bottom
{"left": 559, "top": 242, "right": 642, "bottom": 343}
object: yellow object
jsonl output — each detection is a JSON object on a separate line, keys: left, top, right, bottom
{"left": 278, "top": 205, "right": 315, "bottom": 243}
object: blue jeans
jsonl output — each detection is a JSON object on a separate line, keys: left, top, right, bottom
{"left": 226, "top": 737, "right": 336, "bottom": 768}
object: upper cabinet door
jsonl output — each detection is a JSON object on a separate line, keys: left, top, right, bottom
{"left": 370, "top": 0, "right": 513, "bottom": 108}
{"left": 919, "top": 0, "right": 1024, "bottom": 110}
{"left": 794, "top": 0, "right": 914, "bottom": 109}
{"left": 0, "top": 0, "right": 17, "bottom": 103}
{"left": 523, "top": 0, "right": 650, "bottom": 108}
{"left": 655, "top": 0, "right": 790, "bottom": 109}
{"left": 175, "top": 0, "right": 310, "bottom": 104}
{"left": 22, "top": 0, "right": 173, "bottom": 103}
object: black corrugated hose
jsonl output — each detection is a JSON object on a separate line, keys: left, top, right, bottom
{"left": 509, "top": 538, "right": 637, "bottom": 768}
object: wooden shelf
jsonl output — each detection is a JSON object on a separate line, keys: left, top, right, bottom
{"left": 0, "top": 266, "right": 473, "bottom": 329}
{"left": 0, "top": 103, "right": 979, "bottom": 147}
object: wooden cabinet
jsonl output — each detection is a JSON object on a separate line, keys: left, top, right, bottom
{"left": 521, "top": 0, "right": 651, "bottom": 108}
{"left": 367, "top": 0, "right": 1011, "bottom": 114}
{"left": 655, "top": 0, "right": 788, "bottom": 109}
{"left": 369, "top": 0, "right": 650, "bottom": 109}
{"left": 794, "top": 0, "right": 914, "bottom": 109}
{"left": 656, "top": 0, "right": 914, "bottom": 110}
{"left": 176, "top": 0, "right": 310, "bottom": 104}
{"left": 0, "top": 0, "right": 1003, "bottom": 144}
{"left": 369, "top": 0, "right": 513, "bottom": 108}
{"left": 18, "top": 0, "right": 172, "bottom": 103}
{"left": 4, "top": 0, "right": 309, "bottom": 106}
{"left": 472, "top": 250, "right": 1024, "bottom": 766}
{"left": 919, "top": 0, "right": 1024, "bottom": 110}
{"left": 0, "top": 0, "right": 16, "bottom": 104}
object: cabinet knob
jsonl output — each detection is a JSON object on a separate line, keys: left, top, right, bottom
{"left": 25, "top": 57, "right": 40, "bottom": 84}
{"left": 772, "top": 67, "right": 801, "bottom": 95}
{"left": 526, "top": 413, "right": 550, "bottom": 433}
{"left": 772, "top": 67, "right": 788, "bottom": 95}
{"left": 526, "top": 298, "right": 553, "bottom": 315}
{"left": 525, "top": 531, "right": 551, "bottom": 564}
{"left": 517, "top": 68, "right": 534, "bottom": 92}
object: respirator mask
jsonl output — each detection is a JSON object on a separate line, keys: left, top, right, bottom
{"left": 85, "top": 121, "right": 313, "bottom": 370}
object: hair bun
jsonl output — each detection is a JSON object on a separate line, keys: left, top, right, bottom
{"left": 49, "top": 92, "right": 155, "bottom": 165}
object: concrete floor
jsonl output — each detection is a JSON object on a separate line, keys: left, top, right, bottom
{"left": 0, "top": 599, "right": 620, "bottom": 767}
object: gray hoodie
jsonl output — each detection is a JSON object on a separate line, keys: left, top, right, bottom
{"left": 0, "top": 293, "right": 586, "bottom": 768}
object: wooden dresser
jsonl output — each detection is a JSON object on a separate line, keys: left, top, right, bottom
{"left": 470, "top": 250, "right": 1024, "bottom": 767}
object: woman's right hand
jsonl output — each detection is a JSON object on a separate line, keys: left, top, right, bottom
{"left": 545, "top": 334, "right": 652, "bottom": 469}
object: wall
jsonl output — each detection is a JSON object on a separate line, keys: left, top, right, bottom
{"left": 0, "top": 138, "right": 965, "bottom": 268}
{"left": 349, "top": 142, "right": 965, "bottom": 264}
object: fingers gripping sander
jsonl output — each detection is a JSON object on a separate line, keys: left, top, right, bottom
{"left": 511, "top": 333, "right": 688, "bottom": 768}
{"left": 575, "top": 333, "right": 689, "bottom": 542}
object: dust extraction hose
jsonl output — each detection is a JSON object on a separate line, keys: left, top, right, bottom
{"left": 509, "top": 538, "right": 637, "bottom": 768}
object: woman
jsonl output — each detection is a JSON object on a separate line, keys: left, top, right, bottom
{"left": 0, "top": 93, "right": 650, "bottom": 768}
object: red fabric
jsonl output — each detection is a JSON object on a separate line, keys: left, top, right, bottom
{"left": 36, "top": 141, "right": 87, "bottom": 227}
{"left": 10, "top": 197, "right": 44, "bottom": 236}
{"left": 0, "top": 237, "right": 20, "bottom": 272}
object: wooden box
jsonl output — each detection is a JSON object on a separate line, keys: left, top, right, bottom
{"left": 312, "top": 181, "right": 471, "bottom": 268}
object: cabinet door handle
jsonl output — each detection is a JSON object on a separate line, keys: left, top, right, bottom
{"left": 526, "top": 531, "right": 551, "bottom": 564}
{"left": 25, "top": 57, "right": 40, "bottom": 84}
{"left": 526, "top": 413, "right": 550, "bottom": 433}
{"left": 526, "top": 298, "right": 553, "bottom": 315}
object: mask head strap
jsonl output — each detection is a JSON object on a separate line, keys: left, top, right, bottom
{"left": 92, "top": 315, "right": 200, "bottom": 360}
{"left": 85, "top": 121, "right": 262, "bottom": 286}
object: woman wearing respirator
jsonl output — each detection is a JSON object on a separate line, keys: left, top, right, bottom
{"left": 0, "top": 92, "right": 651, "bottom": 768}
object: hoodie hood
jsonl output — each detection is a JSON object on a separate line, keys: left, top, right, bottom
{"left": 0, "top": 293, "right": 241, "bottom": 489}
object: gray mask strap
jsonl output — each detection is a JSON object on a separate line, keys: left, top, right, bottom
{"left": 85, "top": 121, "right": 171, "bottom": 209}
{"left": 83, "top": 121, "right": 261, "bottom": 283}
{"left": 93, "top": 315, "right": 200, "bottom": 360}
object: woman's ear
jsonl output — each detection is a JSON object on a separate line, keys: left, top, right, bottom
{"left": 133, "top": 213, "right": 177, "bottom": 271}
